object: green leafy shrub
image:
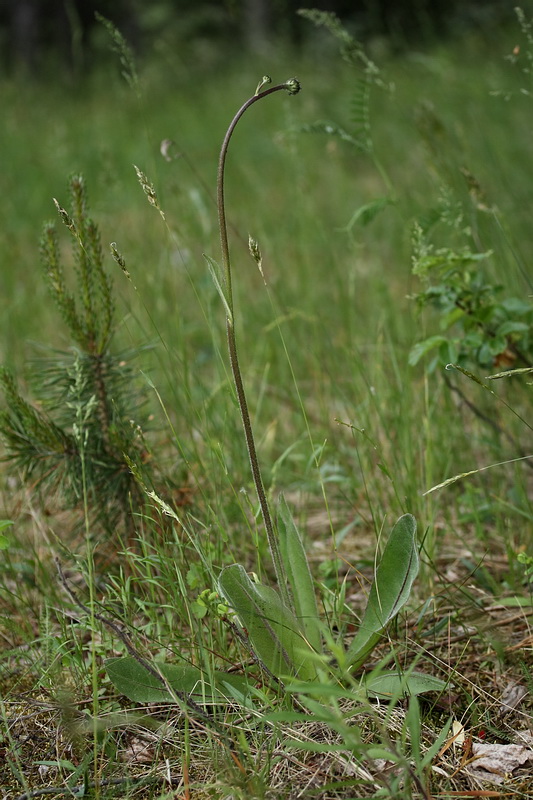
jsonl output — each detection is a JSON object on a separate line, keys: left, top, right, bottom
{"left": 409, "top": 10, "right": 533, "bottom": 378}
{"left": 409, "top": 215, "right": 533, "bottom": 374}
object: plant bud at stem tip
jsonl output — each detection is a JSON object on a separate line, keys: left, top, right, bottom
{"left": 285, "top": 78, "right": 301, "bottom": 95}
{"left": 255, "top": 75, "right": 272, "bottom": 95}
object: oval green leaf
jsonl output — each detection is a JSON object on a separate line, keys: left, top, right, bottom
{"left": 363, "top": 669, "right": 448, "bottom": 698}
{"left": 347, "top": 514, "right": 419, "bottom": 670}
{"left": 277, "top": 495, "right": 322, "bottom": 653}
{"left": 218, "top": 564, "right": 317, "bottom": 681}
{"left": 106, "top": 656, "right": 249, "bottom": 704}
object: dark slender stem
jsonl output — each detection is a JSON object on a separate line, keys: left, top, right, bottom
{"left": 217, "top": 81, "right": 299, "bottom": 295}
{"left": 216, "top": 78, "right": 300, "bottom": 606}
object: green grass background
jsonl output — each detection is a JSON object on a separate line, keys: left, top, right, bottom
{"left": 1, "top": 14, "right": 531, "bottom": 585}
{"left": 1, "top": 13, "right": 533, "bottom": 798}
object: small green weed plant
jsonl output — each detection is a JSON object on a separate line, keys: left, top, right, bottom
{"left": 107, "top": 76, "right": 446, "bottom": 706}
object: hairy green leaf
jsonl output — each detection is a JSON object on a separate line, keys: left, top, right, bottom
{"left": 363, "top": 669, "right": 448, "bottom": 698}
{"left": 218, "top": 564, "right": 317, "bottom": 680}
{"left": 347, "top": 514, "right": 419, "bottom": 670}
{"left": 106, "top": 656, "right": 249, "bottom": 704}
{"left": 277, "top": 495, "right": 322, "bottom": 654}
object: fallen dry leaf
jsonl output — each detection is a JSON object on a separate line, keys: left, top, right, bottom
{"left": 466, "top": 742, "right": 533, "bottom": 785}
{"left": 515, "top": 731, "right": 533, "bottom": 748}
{"left": 498, "top": 682, "right": 528, "bottom": 717}
{"left": 122, "top": 735, "right": 156, "bottom": 764}
{"left": 452, "top": 720, "right": 466, "bottom": 749}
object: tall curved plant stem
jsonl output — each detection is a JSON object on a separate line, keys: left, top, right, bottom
{"left": 217, "top": 77, "right": 300, "bottom": 607}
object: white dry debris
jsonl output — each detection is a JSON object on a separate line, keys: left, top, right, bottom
{"left": 516, "top": 730, "right": 533, "bottom": 747}
{"left": 467, "top": 741, "right": 533, "bottom": 785}
{"left": 498, "top": 681, "right": 528, "bottom": 717}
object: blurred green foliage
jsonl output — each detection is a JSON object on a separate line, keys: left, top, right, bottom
{"left": 0, "top": 0, "right": 520, "bottom": 79}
